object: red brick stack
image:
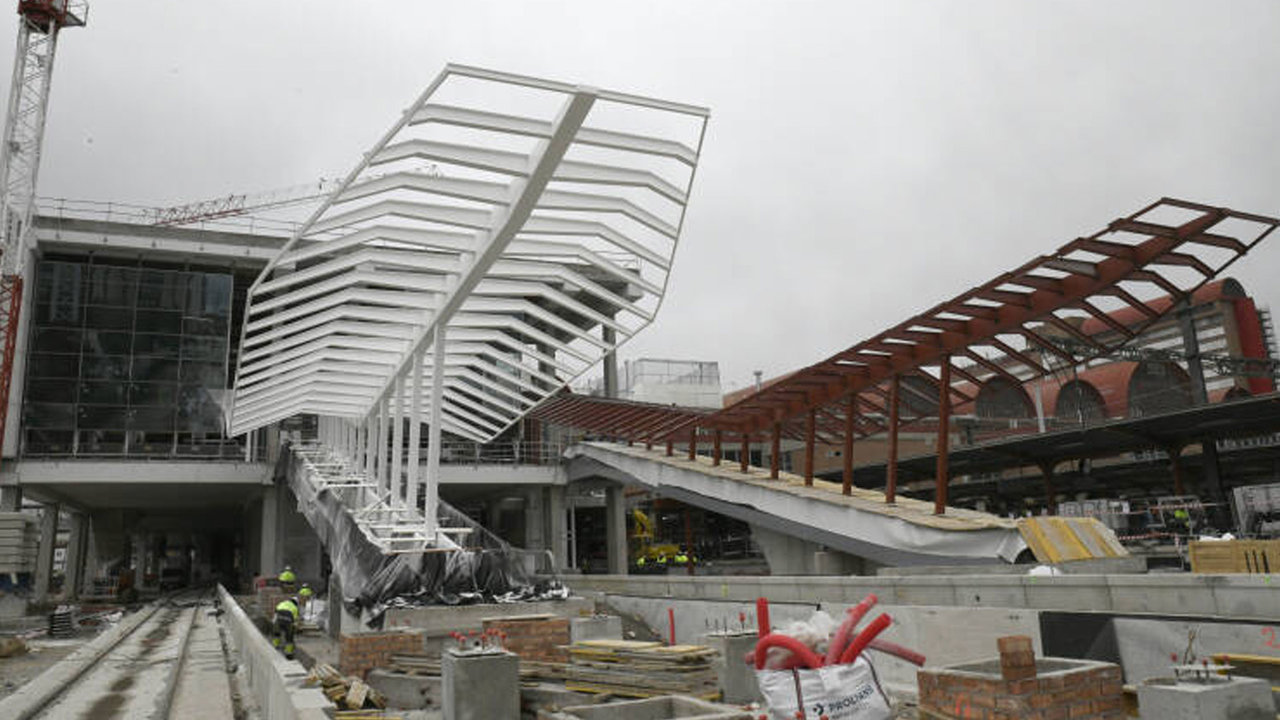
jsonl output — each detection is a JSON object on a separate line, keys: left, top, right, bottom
{"left": 481, "top": 614, "right": 570, "bottom": 663}
{"left": 917, "top": 635, "right": 1124, "bottom": 719}
{"left": 339, "top": 630, "right": 425, "bottom": 678}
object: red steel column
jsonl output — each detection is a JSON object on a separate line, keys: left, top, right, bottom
{"left": 886, "top": 375, "right": 900, "bottom": 503}
{"left": 688, "top": 427, "right": 697, "bottom": 461}
{"left": 740, "top": 434, "right": 750, "bottom": 473}
{"left": 934, "top": 355, "right": 952, "bottom": 515}
{"left": 712, "top": 430, "right": 722, "bottom": 466}
{"left": 804, "top": 409, "right": 816, "bottom": 487}
{"left": 666, "top": 437, "right": 674, "bottom": 457}
{"left": 770, "top": 423, "right": 781, "bottom": 479}
{"left": 842, "top": 394, "right": 855, "bottom": 496}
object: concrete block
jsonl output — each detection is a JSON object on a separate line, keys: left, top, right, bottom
{"left": 443, "top": 649, "right": 519, "bottom": 720}
{"left": 1137, "top": 676, "right": 1273, "bottom": 720}
{"left": 570, "top": 616, "right": 622, "bottom": 643}
{"left": 367, "top": 668, "right": 440, "bottom": 710}
{"left": 702, "top": 631, "right": 762, "bottom": 704}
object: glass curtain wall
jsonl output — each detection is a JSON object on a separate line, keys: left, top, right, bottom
{"left": 23, "top": 259, "right": 236, "bottom": 458}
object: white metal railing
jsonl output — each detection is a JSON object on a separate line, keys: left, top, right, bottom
{"left": 290, "top": 439, "right": 466, "bottom": 555}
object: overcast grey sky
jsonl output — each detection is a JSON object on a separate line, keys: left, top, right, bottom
{"left": 14, "top": 1, "right": 1280, "bottom": 393}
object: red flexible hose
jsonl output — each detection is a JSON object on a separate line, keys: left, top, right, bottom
{"left": 753, "top": 633, "right": 825, "bottom": 670}
{"left": 868, "top": 638, "right": 926, "bottom": 667}
{"left": 823, "top": 594, "right": 878, "bottom": 665}
{"left": 838, "top": 613, "right": 892, "bottom": 665}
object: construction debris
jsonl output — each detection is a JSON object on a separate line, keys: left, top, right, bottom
{"left": 308, "top": 662, "right": 388, "bottom": 711}
{"left": 565, "top": 640, "right": 720, "bottom": 700}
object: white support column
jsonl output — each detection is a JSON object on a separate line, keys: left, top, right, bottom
{"left": 424, "top": 328, "right": 447, "bottom": 537}
{"left": 260, "top": 485, "right": 280, "bottom": 576}
{"left": 390, "top": 375, "right": 406, "bottom": 505}
{"left": 363, "top": 417, "right": 375, "bottom": 478}
{"left": 378, "top": 397, "right": 391, "bottom": 497}
{"left": 605, "top": 485, "right": 628, "bottom": 575}
{"left": 64, "top": 511, "right": 87, "bottom": 598}
{"left": 407, "top": 348, "right": 424, "bottom": 513}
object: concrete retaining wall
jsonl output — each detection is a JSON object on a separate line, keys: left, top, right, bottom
{"left": 567, "top": 573, "right": 1279, "bottom": 622}
{"left": 217, "top": 584, "right": 331, "bottom": 720}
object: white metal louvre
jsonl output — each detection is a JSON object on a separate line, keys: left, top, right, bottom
{"left": 230, "top": 65, "right": 709, "bottom": 441}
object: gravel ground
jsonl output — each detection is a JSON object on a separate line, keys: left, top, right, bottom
{"left": 0, "top": 637, "right": 85, "bottom": 700}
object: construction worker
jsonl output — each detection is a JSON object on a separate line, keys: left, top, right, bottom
{"left": 273, "top": 596, "right": 300, "bottom": 658}
{"left": 636, "top": 556, "right": 647, "bottom": 569}
{"left": 298, "top": 583, "right": 314, "bottom": 621}
{"left": 278, "top": 565, "right": 297, "bottom": 593}
{"left": 673, "top": 551, "right": 689, "bottom": 565}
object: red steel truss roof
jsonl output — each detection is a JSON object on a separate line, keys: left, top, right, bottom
{"left": 530, "top": 198, "right": 1279, "bottom": 445}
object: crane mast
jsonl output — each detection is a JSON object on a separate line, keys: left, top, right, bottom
{"left": 0, "top": 0, "right": 84, "bottom": 462}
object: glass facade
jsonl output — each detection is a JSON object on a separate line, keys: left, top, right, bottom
{"left": 23, "top": 260, "right": 236, "bottom": 457}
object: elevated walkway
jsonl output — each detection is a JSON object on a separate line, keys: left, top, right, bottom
{"left": 564, "top": 441, "right": 1028, "bottom": 567}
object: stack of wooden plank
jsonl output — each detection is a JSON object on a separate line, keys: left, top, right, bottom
{"left": 307, "top": 662, "right": 389, "bottom": 711}
{"left": 565, "top": 640, "right": 720, "bottom": 700}
{"left": 386, "top": 652, "right": 569, "bottom": 681}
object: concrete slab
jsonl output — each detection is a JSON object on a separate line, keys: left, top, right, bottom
{"left": 1137, "top": 676, "right": 1273, "bottom": 720}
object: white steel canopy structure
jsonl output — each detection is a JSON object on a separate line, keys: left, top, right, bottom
{"left": 232, "top": 66, "right": 708, "bottom": 437}
{"left": 230, "top": 65, "right": 707, "bottom": 537}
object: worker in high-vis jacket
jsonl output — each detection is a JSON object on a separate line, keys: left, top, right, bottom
{"left": 273, "top": 596, "right": 300, "bottom": 658}
{"left": 298, "top": 583, "right": 315, "bottom": 621}
{"left": 278, "top": 565, "right": 297, "bottom": 593}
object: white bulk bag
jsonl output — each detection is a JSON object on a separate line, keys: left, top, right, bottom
{"left": 756, "top": 656, "right": 892, "bottom": 720}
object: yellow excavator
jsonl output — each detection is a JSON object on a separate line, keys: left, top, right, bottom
{"left": 630, "top": 509, "right": 685, "bottom": 571}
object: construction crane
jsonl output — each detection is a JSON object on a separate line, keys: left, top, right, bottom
{"left": 150, "top": 164, "right": 441, "bottom": 227}
{"left": 0, "top": 0, "right": 86, "bottom": 462}
{"left": 150, "top": 178, "right": 342, "bottom": 227}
